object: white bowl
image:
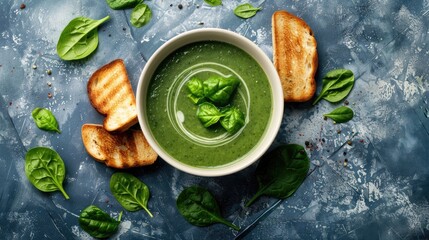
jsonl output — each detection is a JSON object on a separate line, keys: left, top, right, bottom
{"left": 136, "top": 28, "right": 283, "bottom": 177}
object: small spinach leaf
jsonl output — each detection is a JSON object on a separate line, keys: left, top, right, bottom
{"left": 313, "top": 69, "right": 355, "bottom": 105}
{"left": 220, "top": 107, "right": 245, "bottom": 134}
{"left": 203, "top": 76, "right": 240, "bottom": 106}
{"left": 130, "top": 3, "right": 152, "bottom": 28}
{"left": 204, "top": 0, "right": 222, "bottom": 6}
{"left": 197, "top": 102, "right": 224, "bottom": 127}
{"left": 324, "top": 106, "right": 354, "bottom": 123}
{"left": 79, "top": 205, "right": 122, "bottom": 239}
{"left": 25, "top": 147, "right": 69, "bottom": 199}
{"left": 106, "top": 0, "right": 141, "bottom": 10}
{"left": 234, "top": 3, "right": 261, "bottom": 19}
{"left": 176, "top": 186, "right": 240, "bottom": 231}
{"left": 31, "top": 107, "right": 61, "bottom": 133}
{"left": 57, "top": 16, "right": 110, "bottom": 60}
{"left": 246, "top": 144, "right": 310, "bottom": 207}
{"left": 110, "top": 172, "right": 153, "bottom": 217}
{"left": 187, "top": 77, "right": 206, "bottom": 104}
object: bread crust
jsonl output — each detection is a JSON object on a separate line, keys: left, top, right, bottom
{"left": 81, "top": 124, "right": 157, "bottom": 168}
{"left": 272, "top": 10, "right": 318, "bottom": 102}
{"left": 87, "top": 59, "right": 138, "bottom": 132}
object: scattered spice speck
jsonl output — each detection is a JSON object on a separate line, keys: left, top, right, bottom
{"left": 344, "top": 100, "right": 349, "bottom": 105}
{"left": 20, "top": 3, "right": 26, "bottom": 9}
{"left": 46, "top": 69, "right": 52, "bottom": 75}
{"left": 178, "top": 4, "right": 183, "bottom": 10}
{"left": 347, "top": 140, "right": 352, "bottom": 146}
{"left": 305, "top": 141, "right": 310, "bottom": 147}
{"left": 337, "top": 129, "right": 342, "bottom": 134}
{"left": 48, "top": 93, "right": 52, "bottom": 98}
{"left": 122, "top": 27, "right": 126, "bottom": 31}
{"left": 32, "top": 64, "right": 37, "bottom": 69}
{"left": 47, "top": 82, "right": 52, "bottom": 87}
{"left": 343, "top": 158, "right": 348, "bottom": 167}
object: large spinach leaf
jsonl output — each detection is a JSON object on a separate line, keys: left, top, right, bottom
{"left": 313, "top": 69, "right": 355, "bottom": 105}
{"left": 176, "top": 186, "right": 240, "bottom": 231}
{"left": 324, "top": 106, "right": 354, "bottom": 123}
{"left": 187, "top": 77, "right": 206, "bottom": 104}
{"left": 31, "top": 107, "right": 61, "bottom": 133}
{"left": 246, "top": 144, "right": 310, "bottom": 207}
{"left": 203, "top": 76, "right": 240, "bottom": 106}
{"left": 220, "top": 106, "right": 245, "bottom": 133}
{"left": 56, "top": 16, "right": 110, "bottom": 60}
{"left": 24, "top": 147, "right": 69, "bottom": 199}
{"left": 197, "top": 102, "right": 224, "bottom": 127}
{"left": 110, "top": 172, "right": 153, "bottom": 217}
{"left": 79, "top": 205, "right": 122, "bottom": 238}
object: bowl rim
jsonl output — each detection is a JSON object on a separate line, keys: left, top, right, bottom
{"left": 136, "top": 28, "right": 283, "bottom": 177}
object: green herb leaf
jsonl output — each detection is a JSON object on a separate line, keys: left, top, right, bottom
{"left": 25, "top": 147, "right": 69, "bottom": 199}
{"left": 313, "top": 69, "right": 355, "bottom": 105}
{"left": 324, "top": 106, "right": 354, "bottom": 123}
{"left": 176, "top": 186, "right": 240, "bottom": 231}
{"left": 31, "top": 108, "right": 61, "bottom": 133}
{"left": 56, "top": 16, "right": 110, "bottom": 60}
{"left": 246, "top": 144, "right": 310, "bottom": 207}
{"left": 106, "top": 0, "right": 141, "bottom": 10}
{"left": 79, "top": 205, "right": 122, "bottom": 239}
{"left": 197, "top": 102, "right": 224, "bottom": 127}
{"left": 203, "top": 76, "right": 240, "bottom": 106}
{"left": 130, "top": 3, "right": 152, "bottom": 28}
{"left": 220, "top": 107, "right": 245, "bottom": 134}
{"left": 234, "top": 3, "right": 261, "bottom": 19}
{"left": 110, "top": 172, "right": 153, "bottom": 217}
{"left": 204, "top": 0, "right": 222, "bottom": 6}
{"left": 187, "top": 77, "right": 206, "bottom": 104}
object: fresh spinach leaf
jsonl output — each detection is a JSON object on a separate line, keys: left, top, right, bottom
{"left": 203, "top": 76, "right": 240, "bottom": 106}
{"left": 234, "top": 3, "right": 261, "bottom": 19}
{"left": 25, "top": 147, "right": 69, "bottom": 199}
{"left": 187, "top": 77, "right": 206, "bottom": 104}
{"left": 324, "top": 106, "right": 354, "bottom": 123}
{"left": 220, "top": 107, "right": 245, "bottom": 134}
{"left": 57, "top": 16, "right": 110, "bottom": 60}
{"left": 130, "top": 3, "right": 152, "bottom": 28}
{"left": 246, "top": 144, "right": 310, "bottom": 207}
{"left": 204, "top": 0, "right": 222, "bottom": 6}
{"left": 197, "top": 102, "right": 224, "bottom": 127}
{"left": 313, "top": 69, "right": 355, "bottom": 105}
{"left": 106, "top": 0, "right": 141, "bottom": 10}
{"left": 79, "top": 205, "right": 122, "bottom": 239}
{"left": 176, "top": 186, "right": 240, "bottom": 231}
{"left": 110, "top": 172, "right": 153, "bottom": 217}
{"left": 31, "top": 107, "right": 61, "bottom": 133}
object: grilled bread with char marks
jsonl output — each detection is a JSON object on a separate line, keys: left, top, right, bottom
{"left": 87, "top": 59, "right": 138, "bottom": 132}
{"left": 272, "top": 10, "right": 318, "bottom": 102}
{"left": 81, "top": 124, "right": 157, "bottom": 168}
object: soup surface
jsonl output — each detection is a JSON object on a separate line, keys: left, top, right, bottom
{"left": 146, "top": 41, "right": 272, "bottom": 167}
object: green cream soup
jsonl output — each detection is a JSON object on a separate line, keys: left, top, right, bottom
{"left": 146, "top": 41, "right": 272, "bottom": 168}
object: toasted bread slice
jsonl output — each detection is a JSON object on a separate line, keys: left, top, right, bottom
{"left": 81, "top": 124, "right": 157, "bottom": 168}
{"left": 272, "top": 10, "right": 318, "bottom": 102}
{"left": 87, "top": 59, "right": 138, "bottom": 132}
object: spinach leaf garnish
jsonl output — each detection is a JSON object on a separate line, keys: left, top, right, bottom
{"left": 106, "top": 0, "right": 141, "bottom": 10}
{"left": 110, "top": 172, "right": 153, "bottom": 217}
{"left": 220, "top": 106, "right": 245, "bottom": 133}
{"left": 31, "top": 107, "right": 61, "bottom": 133}
{"left": 130, "top": 3, "right": 152, "bottom": 28}
{"left": 56, "top": 16, "right": 110, "bottom": 60}
{"left": 203, "top": 76, "right": 240, "bottom": 106}
{"left": 324, "top": 106, "right": 354, "bottom": 123}
{"left": 197, "top": 102, "right": 224, "bottom": 128}
{"left": 187, "top": 77, "right": 205, "bottom": 104}
{"left": 234, "top": 3, "right": 261, "bottom": 19}
{"left": 25, "top": 147, "right": 69, "bottom": 199}
{"left": 246, "top": 144, "right": 310, "bottom": 207}
{"left": 313, "top": 69, "right": 355, "bottom": 105}
{"left": 204, "top": 0, "right": 222, "bottom": 6}
{"left": 79, "top": 205, "right": 122, "bottom": 239}
{"left": 176, "top": 186, "right": 240, "bottom": 231}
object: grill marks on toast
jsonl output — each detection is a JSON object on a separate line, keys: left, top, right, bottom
{"left": 87, "top": 59, "right": 138, "bottom": 132}
{"left": 272, "top": 10, "right": 318, "bottom": 102}
{"left": 82, "top": 124, "right": 157, "bottom": 169}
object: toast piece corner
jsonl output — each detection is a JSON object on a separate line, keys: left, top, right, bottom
{"left": 272, "top": 10, "right": 318, "bottom": 102}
